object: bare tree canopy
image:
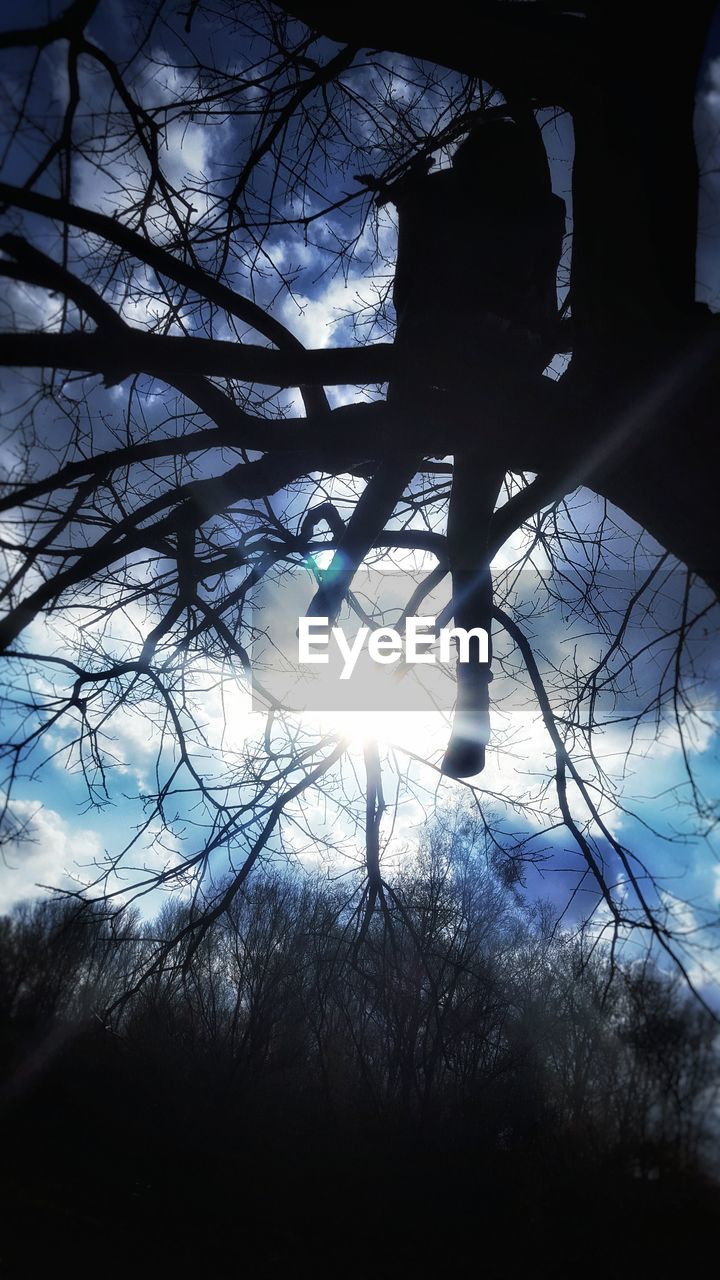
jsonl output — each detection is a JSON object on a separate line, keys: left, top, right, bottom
{"left": 0, "top": 0, "right": 719, "bottom": 1006}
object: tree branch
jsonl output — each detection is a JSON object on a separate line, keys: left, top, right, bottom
{"left": 0, "top": 182, "right": 329, "bottom": 415}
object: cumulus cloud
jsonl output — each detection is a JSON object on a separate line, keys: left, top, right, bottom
{"left": 0, "top": 799, "right": 102, "bottom": 912}
{"left": 279, "top": 274, "right": 378, "bottom": 350}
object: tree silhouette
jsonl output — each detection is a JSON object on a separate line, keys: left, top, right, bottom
{"left": 1, "top": 829, "right": 718, "bottom": 1271}
{"left": 0, "top": 0, "right": 718, "bottom": 1001}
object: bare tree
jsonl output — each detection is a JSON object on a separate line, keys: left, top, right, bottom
{"left": 0, "top": 0, "right": 718, "bottom": 1003}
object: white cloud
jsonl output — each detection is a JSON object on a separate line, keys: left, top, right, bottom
{"left": 0, "top": 799, "right": 102, "bottom": 911}
{"left": 0, "top": 279, "right": 64, "bottom": 332}
{"left": 280, "top": 275, "right": 373, "bottom": 349}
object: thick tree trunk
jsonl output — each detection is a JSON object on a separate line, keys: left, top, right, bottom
{"left": 276, "top": 1, "right": 720, "bottom": 596}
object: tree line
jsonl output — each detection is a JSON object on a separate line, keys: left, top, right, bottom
{"left": 1, "top": 813, "right": 718, "bottom": 1269}
{"left": 2, "top": 819, "right": 717, "bottom": 1157}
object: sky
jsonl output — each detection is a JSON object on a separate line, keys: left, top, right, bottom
{"left": 0, "top": 0, "right": 719, "bottom": 1000}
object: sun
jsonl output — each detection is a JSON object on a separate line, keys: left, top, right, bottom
{"left": 305, "top": 708, "right": 449, "bottom": 756}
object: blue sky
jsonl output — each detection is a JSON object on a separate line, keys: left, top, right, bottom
{"left": 0, "top": 0, "right": 719, "bottom": 1001}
